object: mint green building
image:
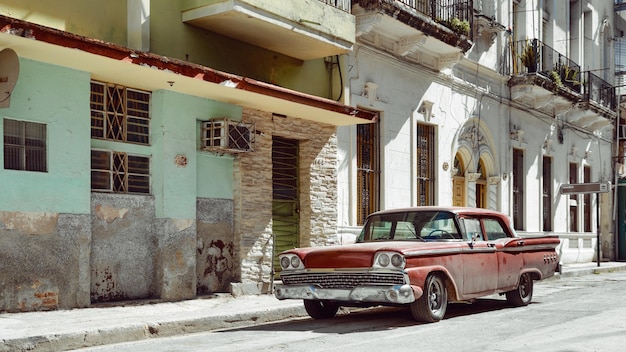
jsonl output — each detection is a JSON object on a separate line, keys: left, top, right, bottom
{"left": 0, "top": 1, "right": 374, "bottom": 312}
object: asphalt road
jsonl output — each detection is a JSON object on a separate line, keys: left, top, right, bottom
{"left": 76, "top": 272, "right": 626, "bottom": 352}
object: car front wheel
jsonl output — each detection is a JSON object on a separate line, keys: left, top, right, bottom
{"left": 506, "top": 272, "right": 533, "bottom": 306}
{"left": 303, "top": 299, "right": 339, "bottom": 319}
{"left": 410, "top": 274, "right": 447, "bottom": 322}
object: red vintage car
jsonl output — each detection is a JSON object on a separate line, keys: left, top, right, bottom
{"left": 274, "top": 207, "right": 560, "bottom": 323}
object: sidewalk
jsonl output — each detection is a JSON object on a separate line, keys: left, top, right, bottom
{"left": 1, "top": 261, "right": 626, "bottom": 352}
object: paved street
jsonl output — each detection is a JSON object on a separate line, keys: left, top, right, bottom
{"left": 74, "top": 271, "right": 626, "bottom": 352}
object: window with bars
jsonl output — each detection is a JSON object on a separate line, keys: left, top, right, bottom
{"left": 542, "top": 156, "right": 552, "bottom": 231}
{"left": 90, "top": 81, "right": 150, "bottom": 145}
{"left": 357, "top": 120, "right": 380, "bottom": 225}
{"left": 512, "top": 149, "right": 524, "bottom": 230}
{"left": 569, "top": 162, "right": 578, "bottom": 232}
{"left": 583, "top": 165, "right": 592, "bottom": 232}
{"left": 3, "top": 118, "right": 47, "bottom": 172}
{"left": 417, "top": 123, "right": 435, "bottom": 206}
{"left": 91, "top": 150, "right": 150, "bottom": 194}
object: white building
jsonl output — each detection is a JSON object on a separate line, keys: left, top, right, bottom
{"left": 338, "top": 0, "right": 617, "bottom": 263}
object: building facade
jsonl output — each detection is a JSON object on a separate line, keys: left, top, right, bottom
{"left": 0, "top": 0, "right": 620, "bottom": 313}
{"left": 0, "top": 0, "right": 375, "bottom": 312}
{"left": 338, "top": 0, "right": 617, "bottom": 264}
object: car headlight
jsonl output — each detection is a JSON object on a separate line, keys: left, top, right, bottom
{"left": 373, "top": 251, "right": 405, "bottom": 269}
{"left": 279, "top": 254, "right": 304, "bottom": 270}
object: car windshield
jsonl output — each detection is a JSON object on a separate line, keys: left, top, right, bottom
{"left": 357, "top": 211, "right": 462, "bottom": 242}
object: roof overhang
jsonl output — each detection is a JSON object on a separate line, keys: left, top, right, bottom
{"left": 0, "top": 15, "right": 376, "bottom": 126}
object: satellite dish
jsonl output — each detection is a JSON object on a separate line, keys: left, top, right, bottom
{"left": 0, "top": 48, "right": 19, "bottom": 108}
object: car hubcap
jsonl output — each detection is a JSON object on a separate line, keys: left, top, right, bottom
{"left": 429, "top": 281, "right": 442, "bottom": 311}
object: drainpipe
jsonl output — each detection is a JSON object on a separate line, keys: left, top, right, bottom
{"left": 128, "top": 0, "right": 150, "bottom": 52}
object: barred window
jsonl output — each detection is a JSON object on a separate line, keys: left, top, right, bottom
{"left": 91, "top": 81, "right": 150, "bottom": 144}
{"left": 91, "top": 150, "right": 150, "bottom": 194}
{"left": 357, "top": 120, "right": 380, "bottom": 225}
{"left": 3, "top": 118, "right": 47, "bottom": 172}
{"left": 417, "top": 123, "right": 435, "bottom": 206}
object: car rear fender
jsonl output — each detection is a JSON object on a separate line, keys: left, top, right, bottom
{"left": 405, "top": 265, "right": 460, "bottom": 301}
{"left": 519, "top": 267, "right": 543, "bottom": 281}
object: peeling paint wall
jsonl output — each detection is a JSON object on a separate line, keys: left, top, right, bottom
{"left": 90, "top": 193, "right": 157, "bottom": 302}
{"left": 0, "top": 211, "right": 90, "bottom": 312}
{"left": 196, "top": 198, "right": 235, "bottom": 294}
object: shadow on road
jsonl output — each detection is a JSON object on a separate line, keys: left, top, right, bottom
{"left": 218, "top": 298, "right": 534, "bottom": 334}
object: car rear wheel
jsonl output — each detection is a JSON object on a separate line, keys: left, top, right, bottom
{"left": 303, "top": 299, "right": 339, "bottom": 319}
{"left": 410, "top": 274, "right": 447, "bottom": 322}
{"left": 506, "top": 272, "right": 533, "bottom": 306}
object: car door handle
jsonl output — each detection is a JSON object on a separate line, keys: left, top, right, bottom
{"left": 517, "top": 240, "right": 525, "bottom": 246}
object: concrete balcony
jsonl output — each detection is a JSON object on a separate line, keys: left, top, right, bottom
{"left": 506, "top": 39, "right": 616, "bottom": 131}
{"left": 353, "top": 0, "right": 473, "bottom": 72}
{"left": 181, "top": 0, "right": 355, "bottom": 60}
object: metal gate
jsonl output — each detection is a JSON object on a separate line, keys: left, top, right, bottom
{"left": 272, "top": 137, "right": 299, "bottom": 276}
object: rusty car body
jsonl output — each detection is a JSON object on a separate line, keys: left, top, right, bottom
{"left": 274, "top": 207, "right": 560, "bottom": 322}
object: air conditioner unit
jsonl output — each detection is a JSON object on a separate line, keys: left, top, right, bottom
{"left": 201, "top": 118, "right": 255, "bottom": 153}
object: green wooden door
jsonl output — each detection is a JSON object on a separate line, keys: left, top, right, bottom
{"left": 272, "top": 137, "right": 299, "bottom": 276}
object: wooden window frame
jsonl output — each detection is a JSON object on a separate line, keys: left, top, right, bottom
{"left": 583, "top": 165, "right": 592, "bottom": 232}
{"left": 542, "top": 156, "right": 553, "bottom": 231}
{"left": 512, "top": 149, "right": 524, "bottom": 230}
{"left": 417, "top": 123, "right": 436, "bottom": 206}
{"left": 569, "top": 162, "right": 579, "bottom": 232}
{"left": 357, "top": 121, "right": 380, "bottom": 225}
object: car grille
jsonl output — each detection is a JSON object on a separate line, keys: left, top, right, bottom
{"left": 280, "top": 271, "right": 406, "bottom": 289}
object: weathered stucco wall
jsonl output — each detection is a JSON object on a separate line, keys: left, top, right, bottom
{"left": 90, "top": 193, "right": 157, "bottom": 302}
{"left": 196, "top": 198, "right": 235, "bottom": 294}
{"left": 0, "top": 211, "right": 90, "bottom": 312}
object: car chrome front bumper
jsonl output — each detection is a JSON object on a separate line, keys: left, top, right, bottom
{"left": 274, "top": 284, "right": 417, "bottom": 304}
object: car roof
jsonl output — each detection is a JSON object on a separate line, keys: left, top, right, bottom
{"left": 367, "top": 206, "right": 505, "bottom": 217}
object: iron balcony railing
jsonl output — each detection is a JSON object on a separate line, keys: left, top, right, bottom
{"left": 397, "top": 0, "right": 473, "bottom": 38}
{"left": 505, "top": 38, "right": 615, "bottom": 111}
{"left": 319, "top": 0, "right": 351, "bottom": 12}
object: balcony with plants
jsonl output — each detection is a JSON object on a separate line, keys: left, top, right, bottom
{"left": 505, "top": 38, "right": 615, "bottom": 127}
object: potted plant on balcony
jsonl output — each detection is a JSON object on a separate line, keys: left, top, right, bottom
{"left": 560, "top": 64, "right": 580, "bottom": 87}
{"left": 519, "top": 40, "right": 538, "bottom": 73}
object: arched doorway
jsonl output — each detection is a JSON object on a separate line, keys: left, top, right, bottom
{"left": 454, "top": 119, "right": 499, "bottom": 209}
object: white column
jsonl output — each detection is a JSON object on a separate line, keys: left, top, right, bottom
{"left": 127, "top": 0, "right": 150, "bottom": 52}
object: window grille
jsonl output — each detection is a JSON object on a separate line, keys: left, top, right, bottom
{"left": 512, "top": 149, "right": 524, "bottom": 230}
{"left": 542, "top": 156, "right": 552, "bottom": 231}
{"left": 3, "top": 118, "right": 47, "bottom": 172}
{"left": 583, "top": 165, "right": 592, "bottom": 233}
{"left": 90, "top": 81, "right": 150, "bottom": 145}
{"left": 417, "top": 123, "right": 435, "bottom": 206}
{"left": 91, "top": 150, "right": 150, "bottom": 194}
{"left": 357, "top": 119, "right": 380, "bottom": 225}
{"left": 569, "top": 162, "right": 578, "bottom": 232}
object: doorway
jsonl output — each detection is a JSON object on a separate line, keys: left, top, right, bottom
{"left": 272, "top": 137, "right": 300, "bottom": 276}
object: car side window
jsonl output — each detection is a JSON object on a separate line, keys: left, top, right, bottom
{"left": 483, "top": 218, "right": 509, "bottom": 240}
{"left": 461, "top": 218, "right": 483, "bottom": 241}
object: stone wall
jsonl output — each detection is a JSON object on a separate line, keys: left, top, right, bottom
{"left": 232, "top": 109, "right": 338, "bottom": 294}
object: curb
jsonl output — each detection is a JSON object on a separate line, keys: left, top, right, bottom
{"left": 0, "top": 305, "right": 307, "bottom": 352}
{"left": 555, "top": 262, "right": 626, "bottom": 279}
